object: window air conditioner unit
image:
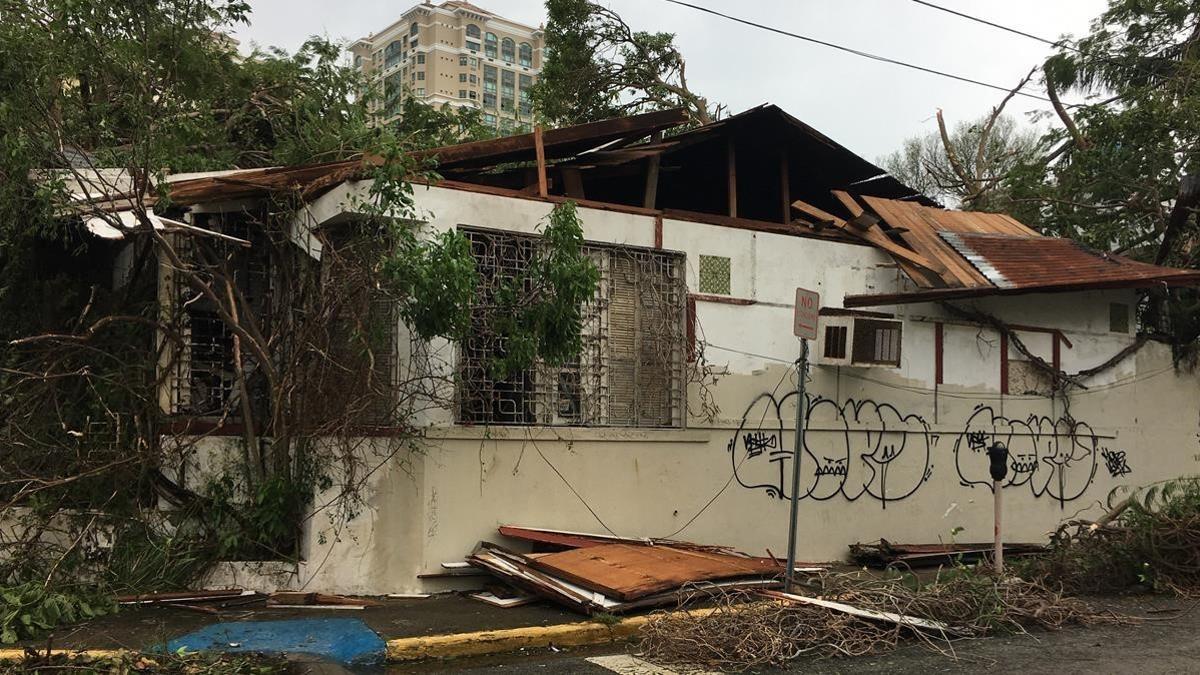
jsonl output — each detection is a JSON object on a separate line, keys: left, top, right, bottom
{"left": 815, "top": 316, "right": 903, "bottom": 368}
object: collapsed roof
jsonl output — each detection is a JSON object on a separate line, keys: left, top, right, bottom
{"left": 790, "top": 191, "right": 1200, "bottom": 307}
{"left": 97, "top": 104, "right": 1199, "bottom": 305}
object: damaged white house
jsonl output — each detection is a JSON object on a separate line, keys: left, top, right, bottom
{"left": 90, "top": 105, "right": 1200, "bottom": 594}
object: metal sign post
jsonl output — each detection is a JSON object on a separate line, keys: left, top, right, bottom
{"left": 785, "top": 288, "right": 819, "bottom": 591}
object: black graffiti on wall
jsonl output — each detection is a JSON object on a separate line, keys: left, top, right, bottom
{"left": 1101, "top": 447, "right": 1132, "bottom": 478}
{"left": 729, "top": 397, "right": 1132, "bottom": 509}
{"left": 727, "top": 393, "right": 933, "bottom": 509}
{"left": 951, "top": 405, "right": 1131, "bottom": 508}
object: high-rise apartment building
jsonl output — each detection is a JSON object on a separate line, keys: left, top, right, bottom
{"left": 350, "top": 1, "right": 543, "bottom": 133}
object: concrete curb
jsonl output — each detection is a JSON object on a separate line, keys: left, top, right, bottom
{"left": 0, "top": 649, "right": 124, "bottom": 661}
{"left": 385, "top": 607, "right": 720, "bottom": 662}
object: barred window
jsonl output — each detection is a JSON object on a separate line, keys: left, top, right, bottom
{"left": 164, "top": 215, "right": 399, "bottom": 427}
{"left": 166, "top": 214, "right": 270, "bottom": 418}
{"left": 456, "top": 227, "right": 686, "bottom": 428}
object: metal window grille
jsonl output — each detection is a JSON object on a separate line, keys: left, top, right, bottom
{"left": 456, "top": 226, "right": 686, "bottom": 428}
{"left": 851, "top": 319, "right": 902, "bottom": 366}
{"left": 164, "top": 217, "right": 399, "bottom": 426}
{"left": 698, "top": 254, "right": 731, "bottom": 295}
{"left": 166, "top": 215, "right": 272, "bottom": 418}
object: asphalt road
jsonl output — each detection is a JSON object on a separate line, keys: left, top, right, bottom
{"left": 395, "top": 594, "right": 1200, "bottom": 675}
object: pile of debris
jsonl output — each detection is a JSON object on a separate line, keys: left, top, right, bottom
{"left": 639, "top": 571, "right": 1116, "bottom": 671}
{"left": 849, "top": 539, "right": 1046, "bottom": 569}
{"left": 460, "top": 526, "right": 828, "bottom": 614}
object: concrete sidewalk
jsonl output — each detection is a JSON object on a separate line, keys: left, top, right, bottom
{"left": 6, "top": 594, "right": 656, "bottom": 665}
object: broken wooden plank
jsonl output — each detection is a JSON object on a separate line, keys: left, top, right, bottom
{"left": 266, "top": 592, "right": 382, "bottom": 608}
{"left": 117, "top": 589, "right": 248, "bottom": 605}
{"left": 830, "top": 190, "right": 948, "bottom": 288}
{"left": 643, "top": 131, "right": 662, "bottom": 209}
{"left": 534, "top": 125, "right": 548, "bottom": 198}
{"left": 861, "top": 196, "right": 988, "bottom": 287}
{"left": 761, "top": 590, "right": 962, "bottom": 635}
{"left": 165, "top": 603, "right": 220, "bottom": 615}
{"left": 793, "top": 198, "right": 945, "bottom": 277}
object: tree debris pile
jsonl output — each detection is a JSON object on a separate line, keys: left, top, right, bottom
{"left": 638, "top": 572, "right": 1117, "bottom": 672}
{"left": 1018, "top": 478, "right": 1200, "bottom": 594}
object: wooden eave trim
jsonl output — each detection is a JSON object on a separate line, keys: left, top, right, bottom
{"left": 690, "top": 293, "right": 756, "bottom": 306}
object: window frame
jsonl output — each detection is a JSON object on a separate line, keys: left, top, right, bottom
{"left": 453, "top": 225, "right": 688, "bottom": 428}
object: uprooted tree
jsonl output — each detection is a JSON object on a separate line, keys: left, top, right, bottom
{"left": 0, "top": 0, "right": 599, "bottom": 623}
{"left": 533, "top": 0, "right": 717, "bottom": 126}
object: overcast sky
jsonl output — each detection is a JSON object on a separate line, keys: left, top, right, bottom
{"left": 230, "top": 0, "right": 1107, "bottom": 162}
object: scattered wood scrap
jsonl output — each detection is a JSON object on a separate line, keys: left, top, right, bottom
{"left": 266, "top": 592, "right": 382, "bottom": 610}
{"left": 117, "top": 589, "right": 250, "bottom": 605}
{"left": 849, "top": 539, "right": 1047, "bottom": 569}
{"left": 761, "top": 590, "right": 962, "bottom": 635}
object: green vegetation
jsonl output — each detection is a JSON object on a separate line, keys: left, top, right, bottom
{"left": 2, "top": 650, "right": 290, "bottom": 674}
{"left": 1017, "top": 477, "right": 1200, "bottom": 594}
{"left": 883, "top": 0, "right": 1200, "bottom": 346}
{"left": 0, "top": 584, "right": 115, "bottom": 645}
{"left": 0, "top": 0, "right": 598, "bottom": 607}
{"left": 534, "top": 0, "right": 715, "bottom": 125}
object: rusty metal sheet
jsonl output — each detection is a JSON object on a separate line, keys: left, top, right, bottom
{"left": 948, "top": 232, "right": 1200, "bottom": 289}
{"left": 524, "top": 543, "right": 782, "bottom": 601}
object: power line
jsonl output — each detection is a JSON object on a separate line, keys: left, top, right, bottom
{"left": 659, "top": 0, "right": 1063, "bottom": 105}
{"left": 909, "top": 0, "right": 1159, "bottom": 85}
{"left": 909, "top": 0, "right": 1070, "bottom": 51}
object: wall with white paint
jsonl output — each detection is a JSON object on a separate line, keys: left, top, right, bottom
{"left": 192, "top": 186, "right": 1200, "bottom": 594}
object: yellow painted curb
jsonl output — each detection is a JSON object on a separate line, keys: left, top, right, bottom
{"left": 0, "top": 649, "right": 125, "bottom": 661}
{"left": 385, "top": 607, "right": 721, "bottom": 662}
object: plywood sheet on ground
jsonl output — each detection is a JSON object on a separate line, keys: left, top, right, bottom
{"left": 525, "top": 544, "right": 781, "bottom": 601}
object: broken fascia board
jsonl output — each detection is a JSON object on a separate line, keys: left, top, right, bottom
{"left": 84, "top": 209, "right": 165, "bottom": 240}
{"left": 762, "top": 590, "right": 962, "bottom": 635}
{"left": 163, "top": 168, "right": 281, "bottom": 184}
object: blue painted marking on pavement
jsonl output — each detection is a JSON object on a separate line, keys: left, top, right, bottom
{"left": 164, "top": 617, "right": 386, "bottom": 666}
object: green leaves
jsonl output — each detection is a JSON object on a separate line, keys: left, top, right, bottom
{"left": 534, "top": 0, "right": 713, "bottom": 125}
{"left": 385, "top": 229, "right": 479, "bottom": 341}
{"left": 489, "top": 201, "right": 600, "bottom": 378}
{"left": 0, "top": 583, "right": 116, "bottom": 644}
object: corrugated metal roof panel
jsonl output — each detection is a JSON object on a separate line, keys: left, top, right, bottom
{"left": 953, "top": 232, "right": 1198, "bottom": 289}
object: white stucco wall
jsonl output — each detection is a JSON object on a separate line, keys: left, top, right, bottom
{"left": 191, "top": 185, "right": 1200, "bottom": 594}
